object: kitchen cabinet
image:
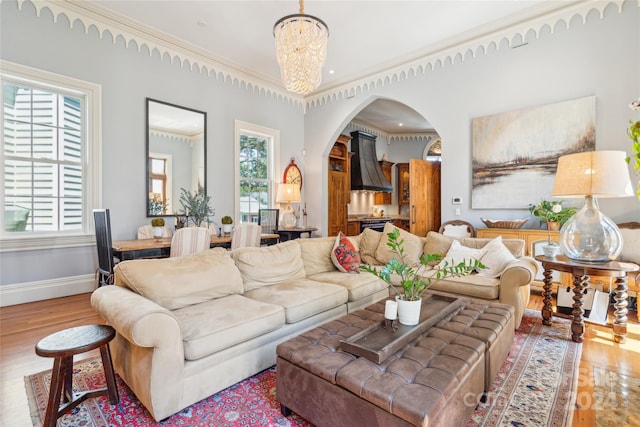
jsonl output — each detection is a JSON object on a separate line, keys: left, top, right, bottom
{"left": 374, "top": 160, "right": 394, "bottom": 205}
{"left": 393, "top": 218, "right": 409, "bottom": 232}
{"left": 328, "top": 135, "right": 351, "bottom": 236}
{"left": 347, "top": 221, "right": 360, "bottom": 236}
{"left": 398, "top": 159, "right": 440, "bottom": 237}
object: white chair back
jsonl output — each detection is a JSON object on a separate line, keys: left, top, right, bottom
{"left": 137, "top": 224, "right": 173, "bottom": 239}
{"left": 170, "top": 227, "right": 211, "bottom": 257}
{"left": 231, "top": 223, "right": 261, "bottom": 250}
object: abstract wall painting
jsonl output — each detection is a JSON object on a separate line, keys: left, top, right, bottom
{"left": 471, "top": 96, "right": 596, "bottom": 209}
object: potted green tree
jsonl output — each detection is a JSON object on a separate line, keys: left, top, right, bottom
{"left": 361, "top": 228, "right": 483, "bottom": 325}
{"left": 179, "top": 188, "right": 214, "bottom": 227}
{"left": 221, "top": 216, "right": 233, "bottom": 235}
{"left": 528, "top": 199, "right": 577, "bottom": 257}
{"left": 151, "top": 217, "right": 165, "bottom": 239}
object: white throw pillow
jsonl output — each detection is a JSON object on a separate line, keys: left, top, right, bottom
{"left": 477, "top": 236, "right": 517, "bottom": 278}
{"left": 436, "top": 239, "right": 486, "bottom": 269}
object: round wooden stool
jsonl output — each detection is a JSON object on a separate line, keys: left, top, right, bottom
{"left": 35, "top": 324, "right": 119, "bottom": 427}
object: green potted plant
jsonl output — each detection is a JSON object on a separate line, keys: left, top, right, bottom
{"left": 179, "top": 188, "right": 214, "bottom": 227}
{"left": 528, "top": 199, "right": 577, "bottom": 257}
{"left": 361, "top": 228, "right": 483, "bottom": 325}
{"left": 150, "top": 217, "right": 165, "bottom": 239}
{"left": 221, "top": 216, "right": 233, "bottom": 235}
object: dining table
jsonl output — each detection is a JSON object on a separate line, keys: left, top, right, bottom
{"left": 112, "top": 233, "right": 279, "bottom": 260}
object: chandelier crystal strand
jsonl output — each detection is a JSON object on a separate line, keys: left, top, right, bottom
{"left": 273, "top": 0, "right": 329, "bottom": 95}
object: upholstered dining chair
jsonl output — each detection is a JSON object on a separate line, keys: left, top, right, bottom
{"left": 137, "top": 224, "right": 173, "bottom": 239}
{"left": 438, "top": 220, "right": 476, "bottom": 238}
{"left": 231, "top": 223, "right": 261, "bottom": 250}
{"left": 170, "top": 227, "right": 212, "bottom": 257}
{"left": 93, "top": 209, "right": 117, "bottom": 286}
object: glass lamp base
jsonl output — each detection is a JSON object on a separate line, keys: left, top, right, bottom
{"left": 559, "top": 196, "right": 622, "bottom": 263}
{"left": 280, "top": 206, "right": 298, "bottom": 229}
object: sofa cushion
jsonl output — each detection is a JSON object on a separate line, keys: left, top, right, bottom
{"left": 298, "top": 237, "right": 336, "bottom": 275}
{"left": 477, "top": 237, "right": 517, "bottom": 278}
{"left": 173, "top": 294, "right": 285, "bottom": 360}
{"left": 437, "top": 240, "right": 486, "bottom": 269}
{"left": 619, "top": 228, "right": 640, "bottom": 264}
{"left": 423, "top": 232, "right": 459, "bottom": 266}
{"left": 231, "top": 240, "right": 306, "bottom": 292}
{"left": 427, "top": 273, "right": 501, "bottom": 300}
{"left": 308, "top": 271, "right": 388, "bottom": 302}
{"left": 114, "top": 248, "right": 243, "bottom": 310}
{"left": 462, "top": 237, "right": 524, "bottom": 257}
{"left": 331, "top": 232, "right": 361, "bottom": 273}
{"left": 375, "top": 222, "right": 424, "bottom": 266}
{"left": 244, "top": 278, "right": 348, "bottom": 323}
{"left": 359, "top": 228, "right": 383, "bottom": 265}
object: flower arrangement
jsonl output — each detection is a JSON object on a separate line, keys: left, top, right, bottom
{"left": 529, "top": 199, "right": 576, "bottom": 244}
{"left": 221, "top": 216, "right": 233, "bottom": 225}
{"left": 361, "top": 228, "right": 483, "bottom": 301}
{"left": 626, "top": 97, "right": 640, "bottom": 199}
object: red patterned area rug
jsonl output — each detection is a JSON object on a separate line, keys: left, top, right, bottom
{"left": 25, "top": 309, "right": 581, "bottom": 427}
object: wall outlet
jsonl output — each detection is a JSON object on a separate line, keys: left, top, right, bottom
{"left": 452, "top": 197, "right": 462, "bottom": 205}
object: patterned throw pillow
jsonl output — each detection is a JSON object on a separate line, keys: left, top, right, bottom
{"left": 331, "top": 232, "right": 361, "bottom": 273}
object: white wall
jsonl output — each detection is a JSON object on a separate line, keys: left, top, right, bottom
{"left": 0, "top": 0, "right": 303, "bottom": 300}
{"left": 303, "top": 2, "right": 640, "bottom": 235}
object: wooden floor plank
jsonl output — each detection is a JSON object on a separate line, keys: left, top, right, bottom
{"left": 0, "top": 291, "right": 637, "bottom": 426}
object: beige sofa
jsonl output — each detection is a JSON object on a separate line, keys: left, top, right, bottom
{"left": 91, "top": 225, "right": 537, "bottom": 421}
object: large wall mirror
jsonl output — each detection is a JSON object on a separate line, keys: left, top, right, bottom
{"left": 146, "top": 98, "right": 207, "bottom": 217}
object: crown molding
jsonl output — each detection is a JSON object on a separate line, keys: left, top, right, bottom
{"left": 349, "top": 120, "right": 438, "bottom": 144}
{"left": 17, "top": 0, "right": 304, "bottom": 107}
{"left": 304, "top": 0, "right": 628, "bottom": 109}
{"left": 16, "top": 0, "right": 631, "bottom": 112}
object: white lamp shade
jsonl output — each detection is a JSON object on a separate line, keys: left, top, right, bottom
{"left": 276, "top": 183, "right": 301, "bottom": 203}
{"left": 552, "top": 151, "right": 633, "bottom": 198}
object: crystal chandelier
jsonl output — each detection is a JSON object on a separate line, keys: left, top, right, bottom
{"left": 273, "top": 0, "right": 329, "bottom": 95}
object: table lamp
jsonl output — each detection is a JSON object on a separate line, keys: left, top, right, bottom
{"left": 276, "top": 183, "right": 301, "bottom": 229}
{"left": 551, "top": 150, "right": 633, "bottom": 263}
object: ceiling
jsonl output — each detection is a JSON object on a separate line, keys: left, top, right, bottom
{"left": 89, "top": 0, "right": 555, "bottom": 134}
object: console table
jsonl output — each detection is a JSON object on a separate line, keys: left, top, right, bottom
{"left": 276, "top": 226, "right": 317, "bottom": 242}
{"left": 536, "top": 255, "right": 639, "bottom": 343}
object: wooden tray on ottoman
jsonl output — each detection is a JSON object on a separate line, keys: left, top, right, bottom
{"left": 339, "top": 294, "right": 462, "bottom": 364}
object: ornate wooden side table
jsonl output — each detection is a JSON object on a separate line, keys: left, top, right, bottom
{"left": 536, "top": 255, "right": 639, "bottom": 343}
{"left": 35, "top": 324, "right": 119, "bottom": 427}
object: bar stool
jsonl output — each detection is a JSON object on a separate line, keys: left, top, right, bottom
{"left": 35, "top": 324, "right": 119, "bottom": 427}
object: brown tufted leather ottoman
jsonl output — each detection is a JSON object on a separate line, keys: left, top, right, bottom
{"left": 276, "top": 293, "right": 514, "bottom": 427}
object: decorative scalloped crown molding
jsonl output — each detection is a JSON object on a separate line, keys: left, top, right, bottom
{"left": 349, "top": 120, "right": 439, "bottom": 144}
{"left": 16, "top": 0, "right": 630, "bottom": 112}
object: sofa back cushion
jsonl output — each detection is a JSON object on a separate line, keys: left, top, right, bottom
{"left": 423, "top": 232, "right": 459, "bottom": 266}
{"left": 359, "top": 228, "right": 383, "bottom": 265}
{"left": 375, "top": 222, "right": 425, "bottom": 266}
{"left": 231, "top": 240, "right": 306, "bottom": 291}
{"left": 462, "top": 237, "right": 524, "bottom": 257}
{"left": 114, "top": 248, "right": 243, "bottom": 310}
{"left": 298, "top": 237, "right": 336, "bottom": 275}
{"left": 619, "top": 227, "right": 640, "bottom": 264}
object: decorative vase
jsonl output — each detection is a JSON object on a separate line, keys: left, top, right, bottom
{"left": 222, "top": 224, "right": 233, "bottom": 235}
{"left": 542, "top": 244, "right": 560, "bottom": 258}
{"left": 547, "top": 221, "right": 561, "bottom": 231}
{"left": 152, "top": 226, "right": 164, "bottom": 239}
{"left": 395, "top": 296, "right": 422, "bottom": 326}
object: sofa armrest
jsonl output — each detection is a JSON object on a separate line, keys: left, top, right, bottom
{"left": 91, "top": 285, "right": 183, "bottom": 353}
{"left": 497, "top": 256, "right": 538, "bottom": 329}
{"left": 499, "top": 256, "right": 539, "bottom": 288}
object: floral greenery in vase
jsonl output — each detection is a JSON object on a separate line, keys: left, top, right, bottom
{"left": 626, "top": 96, "right": 640, "bottom": 199}
{"left": 528, "top": 200, "right": 577, "bottom": 245}
{"left": 179, "top": 188, "right": 214, "bottom": 227}
{"left": 361, "top": 228, "right": 484, "bottom": 302}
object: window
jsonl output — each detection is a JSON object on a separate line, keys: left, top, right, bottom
{"left": 1, "top": 61, "right": 101, "bottom": 251}
{"left": 234, "top": 121, "right": 279, "bottom": 224}
{"left": 148, "top": 153, "right": 172, "bottom": 215}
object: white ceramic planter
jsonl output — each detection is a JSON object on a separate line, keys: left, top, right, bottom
{"left": 543, "top": 244, "right": 560, "bottom": 258}
{"left": 396, "top": 296, "right": 422, "bottom": 326}
{"left": 152, "top": 226, "right": 164, "bottom": 239}
{"left": 222, "top": 224, "right": 233, "bottom": 235}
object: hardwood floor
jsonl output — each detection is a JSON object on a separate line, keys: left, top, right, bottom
{"left": 1, "top": 292, "right": 637, "bottom": 426}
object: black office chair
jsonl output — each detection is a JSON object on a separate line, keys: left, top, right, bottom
{"left": 258, "top": 208, "right": 279, "bottom": 235}
{"left": 93, "top": 209, "right": 116, "bottom": 286}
